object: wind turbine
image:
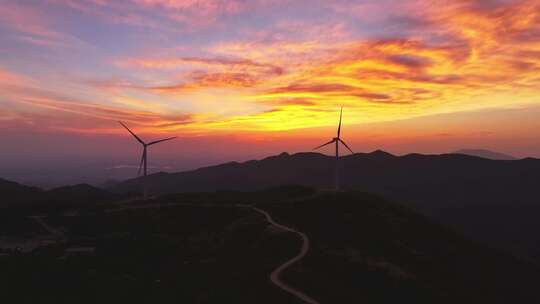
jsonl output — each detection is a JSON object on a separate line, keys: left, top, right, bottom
{"left": 313, "top": 107, "right": 353, "bottom": 191}
{"left": 119, "top": 121, "right": 176, "bottom": 195}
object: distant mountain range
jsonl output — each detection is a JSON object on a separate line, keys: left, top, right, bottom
{"left": 0, "top": 178, "right": 120, "bottom": 213}
{"left": 111, "top": 150, "right": 537, "bottom": 198}
{"left": 111, "top": 150, "right": 540, "bottom": 262}
{"left": 3, "top": 150, "right": 540, "bottom": 262}
{"left": 452, "top": 149, "right": 517, "bottom": 160}
{"left": 0, "top": 178, "right": 42, "bottom": 202}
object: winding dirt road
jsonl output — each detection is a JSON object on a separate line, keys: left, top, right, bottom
{"left": 30, "top": 216, "right": 63, "bottom": 237}
{"left": 238, "top": 205, "right": 320, "bottom": 304}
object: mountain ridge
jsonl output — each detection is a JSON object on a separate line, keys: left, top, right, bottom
{"left": 110, "top": 150, "right": 540, "bottom": 263}
{"left": 0, "top": 179, "right": 119, "bottom": 211}
{"left": 452, "top": 149, "right": 517, "bottom": 160}
{"left": 111, "top": 150, "right": 535, "bottom": 195}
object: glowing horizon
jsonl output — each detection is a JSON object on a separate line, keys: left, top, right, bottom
{"left": 1, "top": 0, "right": 540, "bottom": 162}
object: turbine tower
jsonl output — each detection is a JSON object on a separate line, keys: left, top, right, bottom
{"left": 119, "top": 121, "right": 176, "bottom": 196}
{"left": 313, "top": 107, "right": 353, "bottom": 191}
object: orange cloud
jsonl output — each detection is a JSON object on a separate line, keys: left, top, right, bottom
{"left": 121, "top": 56, "right": 283, "bottom": 75}
{"left": 151, "top": 72, "right": 260, "bottom": 93}
{"left": 0, "top": 69, "right": 27, "bottom": 85}
{"left": 118, "top": 55, "right": 285, "bottom": 93}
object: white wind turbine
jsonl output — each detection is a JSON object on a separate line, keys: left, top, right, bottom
{"left": 313, "top": 107, "right": 353, "bottom": 191}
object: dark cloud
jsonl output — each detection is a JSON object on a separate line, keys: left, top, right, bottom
{"left": 386, "top": 14, "right": 433, "bottom": 29}
{"left": 352, "top": 92, "right": 392, "bottom": 101}
{"left": 465, "top": 0, "right": 516, "bottom": 12}
{"left": 353, "top": 68, "right": 465, "bottom": 86}
{"left": 508, "top": 60, "right": 537, "bottom": 71}
{"left": 386, "top": 54, "right": 433, "bottom": 69}
{"left": 267, "top": 83, "right": 407, "bottom": 104}
{"left": 268, "top": 83, "right": 357, "bottom": 94}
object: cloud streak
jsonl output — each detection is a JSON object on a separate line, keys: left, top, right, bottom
{"left": 0, "top": 68, "right": 199, "bottom": 134}
{"left": 0, "top": 2, "right": 91, "bottom": 49}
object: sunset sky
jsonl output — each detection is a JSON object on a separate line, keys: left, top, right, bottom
{"left": 1, "top": 0, "right": 540, "bottom": 183}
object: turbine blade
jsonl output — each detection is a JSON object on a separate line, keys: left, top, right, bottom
{"left": 337, "top": 106, "right": 343, "bottom": 138}
{"left": 118, "top": 121, "right": 145, "bottom": 145}
{"left": 147, "top": 136, "right": 177, "bottom": 146}
{"left": 314, "top": 139, "right": 336, "bottom": 150}
{"left": 339, "top": 139, "right": 354, "bottom": 154}
{"left": 137, "top": 150, "right": 145, "bottom": 176}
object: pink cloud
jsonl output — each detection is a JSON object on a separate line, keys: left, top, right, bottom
{"left": 0, "top": 68, "right": 27, "bottom": 85}
{"left": 0, "top": 2, "right": 90, "bottom": 48}
{"left": 51, "top": 0, "right": 278, "bottom": 30}
{"left": 133, "top": 0, "right": 247, "bottom": 14}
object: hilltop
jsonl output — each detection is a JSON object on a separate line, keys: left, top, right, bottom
{"left": 0, "top": 179, "right": 122, "bottom": 214}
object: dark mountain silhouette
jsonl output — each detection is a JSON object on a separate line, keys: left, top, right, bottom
{"left": 111, "top": 151, "right": 540, "bottom": 262}
{"left": 99, "top": 178, "right": 120, "bottom": 189}
{"left": 111, "top": 150, "right": 538, "bottom": 199}
{"left": 452, "top": 149, "right": 517, "bottom": 160}
{"left": 45, "top": 184, "right": 112, "bottom": 203}
{"left": 0, "top": 178, "right": 43, "bottom": 206}
{"left": 1, "top": 180, "right": 120, "bottom": 213}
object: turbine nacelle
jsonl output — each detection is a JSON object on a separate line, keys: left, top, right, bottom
{"left": 313, "top": 107, "right": 353, "bottom": 155}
